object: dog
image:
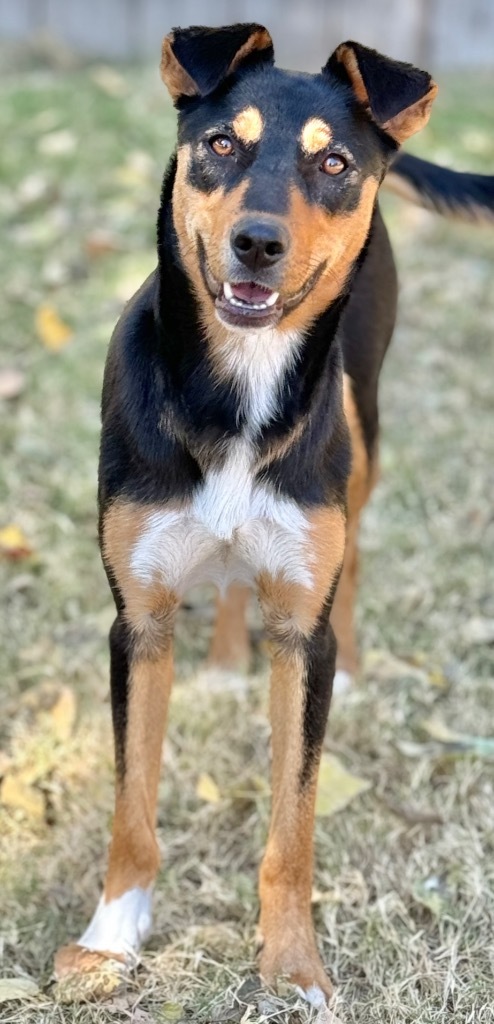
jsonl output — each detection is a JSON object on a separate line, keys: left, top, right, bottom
{"left": 54, "top": 23, "right": 494, "bottom": 1006}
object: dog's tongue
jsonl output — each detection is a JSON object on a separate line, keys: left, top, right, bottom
{"left": 231, "top": 281, "right": 274, "bottom": 304}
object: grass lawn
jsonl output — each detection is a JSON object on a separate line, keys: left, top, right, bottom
{"left": 0, "top": 56, "right": 493, "bottom": 1024}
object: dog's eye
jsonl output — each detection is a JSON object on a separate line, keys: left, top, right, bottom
{"left": 210, "top": 135, "right": 234, "bottom": 157}
{"left": 321, "top": 153, "right": 347, "bottom": 176}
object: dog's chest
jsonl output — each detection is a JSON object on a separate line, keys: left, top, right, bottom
{"left": 130, "top": 329, "right": 311, "bottom": 594}
{"left": 131, "top": 439, "right": 312, "bottom": 594}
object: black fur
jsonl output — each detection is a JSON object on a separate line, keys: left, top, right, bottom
{"left": 109, "top": 615, "right": 131, "bottom": 780}
{"left": 390, "top": 151, "right": 494, "bottom": 221}
{"left": 169, "top": 23, "right": 274, "bottom": 107}
{"left": 325, "top": 41, "right": 434, "bottom": 133}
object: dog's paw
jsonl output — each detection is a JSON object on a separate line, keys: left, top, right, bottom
{"left": 258, "top": 940, "right": 333, "bottom": 1006}
{"left": 54, "top": 943, "right": 128, "bottom": 980}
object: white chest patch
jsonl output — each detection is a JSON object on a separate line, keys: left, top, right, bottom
{"left": 214, "top": 327, "right": 301, "bottom": 434}
{"left": 131, "top": 438, "right": 313, "bottom": 595}
{"left": 131, "top": 329, "right": 312, "bottom": 596}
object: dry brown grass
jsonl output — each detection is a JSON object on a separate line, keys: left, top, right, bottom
{"left": 0, "top": 59, "right": 494, "bottom": 1024}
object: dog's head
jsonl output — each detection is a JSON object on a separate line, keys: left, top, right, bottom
{"left": 161, "top": 24, "right": 437, "bottom": 335}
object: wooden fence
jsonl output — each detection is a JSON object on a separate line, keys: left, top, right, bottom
{"left": 1, "top": 0, "right": 493, "bottom": 69}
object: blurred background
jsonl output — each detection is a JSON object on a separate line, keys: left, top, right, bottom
{"left": 1, "top": 0, "right": 494, "bottom": 68}
{"left": 0, "top": 4, "right": 493, "bottom": 1022}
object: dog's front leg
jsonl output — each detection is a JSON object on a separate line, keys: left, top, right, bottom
{"left": 55, "top": 576, "right": 178, "bottom": 978}
{"left": 256, "top": 505, "right": 346, "bottom": 1006}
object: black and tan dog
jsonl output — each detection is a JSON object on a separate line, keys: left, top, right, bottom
{"left": 55, "top": 24, "right": 494, "bottom": 1005}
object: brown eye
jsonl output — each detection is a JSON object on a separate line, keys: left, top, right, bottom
{"left": 321, "top": 153, "right": 347, "bottom": 176}
{"left": 210, "top": 135, "right": 234, "bottom": 157}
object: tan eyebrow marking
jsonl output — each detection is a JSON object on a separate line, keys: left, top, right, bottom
{"left": 232, "top": 106, "right": 264, "bottom": 145}
{"left": 300, "top": 117, "right": 333, "bottom": 155}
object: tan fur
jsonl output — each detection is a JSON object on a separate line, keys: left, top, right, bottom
{"left": 227, "top": 28, "right": 273, "bottom": 75}
{"left": 171, "top": 143, "right": 380, "bottom": 355}
{"left": 105, "top": 652, "right": 174, "bottom": 900}
{"left": 331, "top": 374, "right": 379, "bottom": 674}
{"left": 258, "top": 504, "right": 345, "bottom": 646}
{"left": 54, "top": 945, "right": 126, "bottom": 978}
{"left": 334, "top": 42, "right": 438, "bottom": 144}
{"left": 161, "top": 27, "right": 272, "bottom": 105}
{"left": 232, "top": 105, "right": 264, "bottom": 145}
{"left": 300, "top": 116, "right": 332, "bottom": 156}
{"left": 333, "top": 43, "right": 369, "bottom": 106}
{"left": 103, "top": 500, "right": 179, "bottom": 654}
{"left": 256, "top": 417, "right": 307, "bottom": 471}
{"left": 382, "top": 81, "right": 438, "bottom": 143}
{"left": 172, "top": 143, "right": 379, "bottom": 346}
{"left": 160, "top": 34, "right": 198, "bottom": 103}
{"left": 172, "top": 144, "right": 250, "bottom": 345}
{"left": 281, "top": 177, "right": 379, "bottom": 333}
{"left": 255, "top": 502, "right": 345, "bottom": 993}
{"left": 209, "top": 584, "right": 251, "bottom": 669}
{"left": 257, "top": 649, "right": 326, "bottom": 994}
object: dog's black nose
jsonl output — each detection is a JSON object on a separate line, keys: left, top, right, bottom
{"left": 231, "top": 218, "right": 289, "bottom": 272}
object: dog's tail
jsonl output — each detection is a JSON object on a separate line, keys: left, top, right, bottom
{"left": 384, "top": 152, "right": 494, "bottom": 224}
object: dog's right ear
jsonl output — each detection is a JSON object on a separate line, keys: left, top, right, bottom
{"left": 161, "top": 23, "right": 274, "bottom": 106}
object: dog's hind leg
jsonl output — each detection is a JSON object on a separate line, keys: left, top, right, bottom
{"left": 256, "top": 505, "right": 346, "bottom": 1006}
{"left": 208, "top": 584, "right": 251, "bottom": 670}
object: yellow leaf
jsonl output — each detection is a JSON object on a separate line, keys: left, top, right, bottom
{"left": 1, "top": 774, "right": 45, "bottom": 819}
{"left": 0, "top": 978, "right": 39, "bottom": 1003}
{"left": 364, "top": 648, "right": 427, "bottom": 683}
{"left": 35, "top": 303, "right": 73, "bottom": 351}
{"left": 420, "top": 718, "right": 494, "bottom": 758}
{"left": 49, "top": 685, "right": 77, "bottom": 741}
{"left": 0, "top": 524, "right": 33, "bottom": 560}
{"left": 315, "top": 754, "right": 371, "bottom": 818}
{"left": 196, "top": 773, "right": 221, "bottom": 804}
{"left": 161, "top": 1003, "right": 185, "bottom": 1022}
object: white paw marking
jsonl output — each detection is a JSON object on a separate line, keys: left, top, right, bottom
{"left": 296, "top": 983, "right": 327, "bottom": 1009}
{"left": 78, "top": 886, "right": 152, "bottom": 960}
{"left": 333, "top": 669, "right": 353, "bottom": 695}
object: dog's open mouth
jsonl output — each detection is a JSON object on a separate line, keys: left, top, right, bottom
{"left": 197, "top": 236, "right": 326, "bottom": 330}
{"left": 218, "top": 281, "right": 281, "bottom": 324}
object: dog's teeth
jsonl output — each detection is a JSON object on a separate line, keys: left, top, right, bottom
{"left": 223, "top": 285, "right": 277, "bottom": 313}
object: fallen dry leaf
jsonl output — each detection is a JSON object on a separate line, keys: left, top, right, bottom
{"left": 316, "top": 754, "right": 371, "bottom": 817}
{"left": 0, "top": 978, "right": 39, "bottom": 1003}
{"left": 35, "top": 303, "right": 73, "bottom": 351}
{"left": 1, "top": 774, "right": 45, "bottom": 820}
{"left": 38, "top": 129, "right": 77, "bottom": 156}
{"left": 48, "top": 685, "right": 77, "bottom": 741}
{"left": 84, "top": 228, "right": 121, "bottom": 259}
{"left": 0, "top": 524, "right": 33, "bottom": 560}
{"left": 196, "top": 772, "right": 221, "bottom": 804}
{"left": 421, "top": 718, "right": 494, "bottom": 758}
{"left": 91, "top": 65, "right": 129, "bottom": 98}
{"left": 0, "top": 368, "right": 26, "bottom": 399}
{"left": 364, "top": 648, "right": 428, "bottom": 683}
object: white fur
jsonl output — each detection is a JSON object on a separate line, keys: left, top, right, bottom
{"left": 131, "top": 437, "right": 314, "bottom": 596}
{"left": 78, "top": 887, "right": 152, "bottom": 960}
{"left": 296, "top": 984, "right": 328, "bottom": 1009}
{"left": 214, "top": 328, "right": 301, "bottom": 435}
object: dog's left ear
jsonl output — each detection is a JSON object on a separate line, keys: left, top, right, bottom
{"left": 161, "top": 23, "right": 274, "bottom": 106}
{"left": 324, "top": 41, "right": 438, "bottom": 145}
